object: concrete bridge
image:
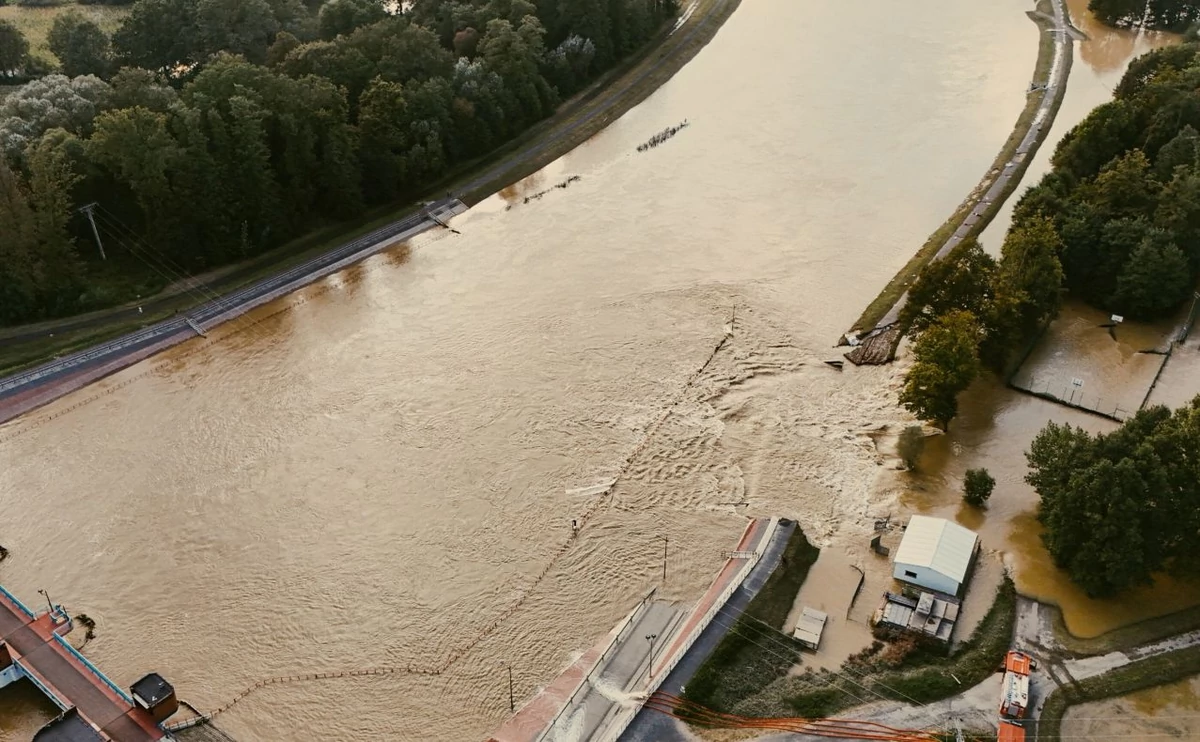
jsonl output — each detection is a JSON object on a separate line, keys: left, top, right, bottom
{"left": 0, "top": 584, "right": 175, "bottom": 740}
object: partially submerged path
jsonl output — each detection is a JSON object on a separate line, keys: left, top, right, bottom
{"left": 0, "top": 0, "right": 743, "bottom": 424}
{"left": 847, "top": 0, "right": 1080, "bottom": 349}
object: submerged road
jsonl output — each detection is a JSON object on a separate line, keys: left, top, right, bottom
{"left": 863, "top": 0, "right": 1076, "bottom": 334}
{"left": 0, "top": 200, "right": 465, "bottom": 424}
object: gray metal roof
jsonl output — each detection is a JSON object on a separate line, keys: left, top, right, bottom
{"left": 893, "top": 515, "right": 978, "bottom": 583}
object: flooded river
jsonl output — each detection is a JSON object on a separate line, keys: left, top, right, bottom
{"left": 0, "top": 1, "right": 1188, "bottom": 739}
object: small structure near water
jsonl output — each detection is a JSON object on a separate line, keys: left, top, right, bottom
{"left": 892, "top": 515, "right": 979, "bottom": 597}
{"left": 792, "top": 607, "right": 828, "bottom": 650}
{"left": 874, "top": 590, "right": 960, "bottom": 642}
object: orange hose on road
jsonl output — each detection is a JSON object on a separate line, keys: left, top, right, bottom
{"left": 644, "top": 692, "right": 940, "bottom": 741}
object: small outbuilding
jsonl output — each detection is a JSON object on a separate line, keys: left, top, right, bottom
{"left": 892, "top": 515, "right": 978, "bottom": 597}
{"left": 792, "top": 607, "right": 828, "bottom": 650}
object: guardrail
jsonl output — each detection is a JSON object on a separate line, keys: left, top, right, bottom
{"left": 647, "top": 517, "right": 778, "bottom": 691}
{"left": 52, "top": 633, "right": 135, "bottom": 705}
{"left": 589, "top": 518, "right": 781, "bottom": 742}
{"left": 534, "top": 586, "right": 658, "bottom": 742}
{"left": 0, "top": 199, "right": 465, "bottom": 399}
{"left": 0, "top": 583, "right": 36, "bottom": 619}
{"left": 14, "top": 659, "right": 68, "bottom": 710}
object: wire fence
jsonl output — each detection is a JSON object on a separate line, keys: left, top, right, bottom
{"left": 1008, "top": 377, "right": 1133, "bottom": 422}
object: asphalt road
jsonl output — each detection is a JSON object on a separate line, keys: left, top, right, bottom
{"left": 543, "top": 600, "right": 686, "bottom": 742}
{"left": 872, "top": 0, "right": 1073, "bottom": 331}
{"left": 0, "top": 199, "right": 460, "bottom": 402}
{"left": 618, "top": 520, "right": 796, "bottom": 742}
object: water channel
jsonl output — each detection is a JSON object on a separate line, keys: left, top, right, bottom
{"left": 0, "top": 1, "right": 1193, "bottom": 739}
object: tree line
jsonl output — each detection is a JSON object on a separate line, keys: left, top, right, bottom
{"left": 1088, "top": 0, "right": 1200, "bottom": 31}
{"left": 1026, "top": 397, "right": 1200, "bottom": 597}
{"left": 0, "top": 0, "right": 679, "bottom": 325}
{"left": 897, "top": 42, "right": 1200, "bottom": 432}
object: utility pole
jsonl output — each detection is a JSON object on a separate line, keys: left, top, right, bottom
{"left": 79, "top": 203, "right": 106, "bottom": 261}
{"left": 661, "top": 536, "right": 668, "bottom": 583}
{"left": 507, "top": 665, "right": 514, "bottom": 712}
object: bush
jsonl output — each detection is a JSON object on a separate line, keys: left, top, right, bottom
{"left": 963, "top": 467, "right": 995, "bottom": 507}
{"left": 897, "top": 425, "right": 925, "bottom": 470}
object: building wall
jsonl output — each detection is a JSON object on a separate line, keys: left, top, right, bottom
{"left": 893, "top": 563, "right": 959, "bottom": 595}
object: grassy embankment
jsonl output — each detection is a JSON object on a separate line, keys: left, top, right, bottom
{"left": 0, "top": 0, "right": 742, "bottom": 376}
{"left": 726, "top": 579, "right": 1016, "bottom": 719}
{"left": 0, "top": 3, "right": 128, "bottom": 66}
{"left": 850, "top": 0, "right": 1070, "bottom": 334}
{"left": 682, "top": 528, "right": 1016, "bottom": 722}
{"left": 681, "top": 528, "right": 821, "bottom": 713}
{"left": 1046, "top": 600, "right": 1200, "bottom": 656}
{"left": 1038, "top": 644, "right": 1200, "bottom": 740}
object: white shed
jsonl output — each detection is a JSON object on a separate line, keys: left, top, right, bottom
{"left": 892, "top": 516, "right": 979, "bottom": 596}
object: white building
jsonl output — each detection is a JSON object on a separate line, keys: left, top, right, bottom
{"left": 892, "top": 515, "right": 979, "bottom": 596}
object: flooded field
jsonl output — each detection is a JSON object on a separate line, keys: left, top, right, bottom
{"left": 1010, "top": 301, "right": 1175, "bottom": 420}
{"left": 1062, "top": 674, "right": 1200, "bottom": 740}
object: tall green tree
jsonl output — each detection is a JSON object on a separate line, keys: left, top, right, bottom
{"left": 984, "top": 216, "right": 1064, "bottom": 362}
{"left": 1113, "top": 238, "right": 1193, "bottom": 318}
{"left": 0, "top": 20, "right": 30, "bottom": 74}
{"left": 899, "top": 309, "right": 981, "bottom": 430}
{"left": 112, "top": 0, "right": 199, "bottom": 74}
{"left": 899, "top": 239, "right": 995, "bottom": 333}
{"left": 195, "top": 0, "right": 281, "bottom": 64}
{"left": 48, "top": 11, "right": 113, "bottom": 78}
{"left": 318, "top": 0, "right": 386, "bottom": 40}
{"left": 1027, "top": 399, "right": 1200, "bottom": 597}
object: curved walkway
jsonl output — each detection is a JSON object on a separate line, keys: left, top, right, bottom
{"left": 853, "top": 0, "right": 1078, "bottom": 340}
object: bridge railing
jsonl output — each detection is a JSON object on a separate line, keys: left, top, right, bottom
{"left": 0, "top": 199, "right": 464, "bottom": 397}
{"left": 647, "top": 517, "right": 778, "bottom": 693}
{"left": 0, "top": 583, "right": 36, "bottom": 619}
{"left": 15, "top": 659, "right": 68, "bottom": 710}
{"left": 52, "top": 633, "right": 135, "bottom": 706}
{"left": 534, "top": 586, "right": 658, "bottom": 742}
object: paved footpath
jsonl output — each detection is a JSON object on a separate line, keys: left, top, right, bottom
{"left": 0, "top": 200, "right": 466, "bottom": 425}
{"left": 619, "top": 519, "right": 795, "bottom": 742}
{"left": 490, "top": 517, "right": 786, "bottom": 742}
{"left": 866, "top": 0, "right": 1076, "bottom": 333}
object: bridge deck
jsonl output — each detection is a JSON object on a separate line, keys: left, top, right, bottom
{"left": 0, "top": 590, "right": 164, "bottom": 741}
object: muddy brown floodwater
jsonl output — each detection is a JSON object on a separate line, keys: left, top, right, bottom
{"left": 1062, "top": 674, "right": 1200, "bottom": 740}
{"left": 0, "top": 1, "right": 1174, "bottom": 739}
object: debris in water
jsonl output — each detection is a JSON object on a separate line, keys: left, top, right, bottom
{"left": 637, "top": 120, "right": 690, "bottom": 153}
{"left": 505, "top": 175, "right": 582, "bottom": 210}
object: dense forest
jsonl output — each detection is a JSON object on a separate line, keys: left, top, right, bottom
{"left": 1012, "top": 41, "right": 1200, "bottom": 322}
{"left": 1027, "top": 399, "right": 1200, "bottom": 597}
{"left": 898, "top": 43, "right": 1200, "bottom": 433}
{"left": 0, "top": 0, "right": 679, "bottom": 325}
{"left": 1089, "top": 0, "right": 1200, "bottom": 31}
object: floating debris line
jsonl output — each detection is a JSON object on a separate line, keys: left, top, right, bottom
{"left": 506, "top": 175, "right": 583, "bottom": 210}
{"left": 637, "top": 120, "right": 689, "bottom": 152}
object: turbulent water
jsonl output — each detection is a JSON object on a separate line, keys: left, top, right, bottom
{"left": 0, "top": 1, "right": 1174, "bottom": 739}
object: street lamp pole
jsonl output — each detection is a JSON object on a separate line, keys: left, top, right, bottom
{"left": 645, "top": 633, "right": 658, "bottom": 680}
{"left": 37, "top": 589, "right": 53, "bottom": 615}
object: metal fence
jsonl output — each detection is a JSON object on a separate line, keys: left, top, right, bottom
{"left": 1009, "top": 378, "right": 1132, "bottom": 422}
{"left": 0, "top": 200, "right": 465, "bottom": 399}
{"left": 534, "top": 586, "right": 659, "bottom": 742}
{"left": 53, "top": 633, "right": 134, "bottom": 705}
{"left": 0, "top": 583, "right": 36, "bottom": 619}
